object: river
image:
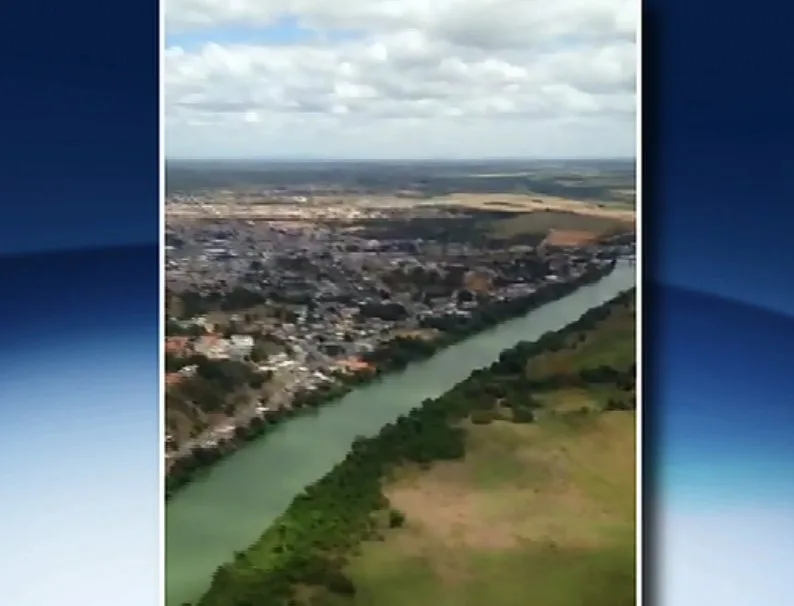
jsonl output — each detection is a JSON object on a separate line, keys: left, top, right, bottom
{"left": 165, "top": 263, "right": 635, "bottom": 605}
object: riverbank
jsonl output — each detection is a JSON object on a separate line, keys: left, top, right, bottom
{"left": 166, "top": 264, "right": 635, "bottom": 606}
{"left": 165, "top": 260, "right": 618, "bottom": 499}
{"left": 193, "top": 287, "right": 636, "bottom": 606}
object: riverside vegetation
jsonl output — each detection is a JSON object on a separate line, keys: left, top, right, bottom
{"left": 166, "top": 260, "right": 618, "bottom": 498}
{"left": 188, "top": 287, "right": 636, "bottom": 606}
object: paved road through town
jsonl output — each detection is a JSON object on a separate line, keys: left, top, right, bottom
{"left": 165, "top": 262, "right": 636, "bottom": 605}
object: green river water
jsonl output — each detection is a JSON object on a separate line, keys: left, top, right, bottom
{"left": 165, "top": 263, "right": 635, "bottom": 605}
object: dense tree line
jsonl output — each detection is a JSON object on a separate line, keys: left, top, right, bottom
{"left": 361, "top": 335, "right": 439, "bottom": 370}
{"left": 193, "top": 288, "right": 636, "bottom": 606}
{"left": 381, "top": 264, "right": 462, "bottom": 297}
{"left": 358, "top": 263, "right": 616, "bottom": 371}
{"left": 420, "top": 260, "right": 616, "bottom": 337}
{"left": 357, "top": 301, "right": 409, "bottom": 322}
{"left": 168, "top": 287, "right": 268, "bottom": 320}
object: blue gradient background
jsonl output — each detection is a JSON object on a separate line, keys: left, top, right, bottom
{"left": 2, "top": 0, "right": 793, "bottom": 603}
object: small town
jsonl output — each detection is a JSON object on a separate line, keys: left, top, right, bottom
{"left": 164, "top": 203, "right": 634, "bottom": 483}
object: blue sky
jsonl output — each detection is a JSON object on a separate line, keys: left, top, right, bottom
{"left": 164, "top": 0, "right": 637, "bottom": 159}
{"left": 166, "top": 17, "right": 366, "bottom": 52}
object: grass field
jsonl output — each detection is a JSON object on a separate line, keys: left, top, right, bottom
{"left": 488, "top": 209, "right": 632, "bottom": 240}
{"left": 329, "top": 410, "right": 635, "bottom": 606}
{"left": 526, "top": 298, "right": 636, "bottom": 381}
{"left": 310, "top": 293, "right": 637, "bottom": 606}
{"left": 420, "top": 193, "right": 635, "bottom": 217}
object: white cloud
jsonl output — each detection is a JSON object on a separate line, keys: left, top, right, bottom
{"left": 165, "top": 0, "right": 637, "bottom": 158}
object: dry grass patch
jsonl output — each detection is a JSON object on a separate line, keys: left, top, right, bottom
{"left": 543, "top": 229, "right": 601, "bottom": 247}
{"left": 422, "top": 193, "right": 636, "bottom": 220}
{"left": 537, "top": 388, "right": 602, "bottom": 412}
{"left": 341, "top": 412, "right": 636, "bottom": 606}
{"left": 488, "top": 209, "right": 633, "bottom": 241}
{"left": 387, "top": 468, "right": 525, "bottom": 551}
{"left": 344, "top": 412, "right": 635, "bottom": 606}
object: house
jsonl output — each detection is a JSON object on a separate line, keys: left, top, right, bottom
{"left": 195, "top": 335, "right": 231, "bottom": 359}
{"left": 334, "top": 356, "right": 375, "bottom": 375}
{"left": 178, "top": 364, "right": 198, "bottom": 376}
{"left": 165, "top": 373, "right": 184, "bottom": 388}
{"left": 192, "top": 316, "right": 215, "bottom": 333}
{"left": 165, "top": 336, "right": 190, "bottom": 356}
{"left": 228, "top": 335, "right": 255, "bottom": 360}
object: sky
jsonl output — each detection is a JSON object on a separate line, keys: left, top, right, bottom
{"left": 164, "top": 0, "right": 637, "bottom": 159}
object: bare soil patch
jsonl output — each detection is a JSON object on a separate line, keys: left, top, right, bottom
{"left": 488, "top": 209, "right": 633, "bottom": 241}
{"left": 543, "top": 229, "right": 601, "bottom": 247}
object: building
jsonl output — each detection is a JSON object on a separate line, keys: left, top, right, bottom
{"left": 195, "top": 335, "right": 231, "bottom": 359}
{"left": 165, "top": 373, "right": 184, "bottom": 388}
{"left": 165, "top": 336, "right": 191, "bottom": 356}
{"left": 229, "top": 335, "right": 255, "bottom": 360}
{"left": 463, "top": 268, "right": 495, "bottom": 294}
{"left": 334, "top": 356, "right": 375, "bottom": 375}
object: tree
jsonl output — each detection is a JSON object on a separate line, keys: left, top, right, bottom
{"left": 325, "top": 571, "right": 356, "bottom": 596}
{"left": 512, "top": 406, "right": 535, "bottom": 424}
{"left": 388, "top": 509, "right": 406, "bottom": 528}
{"left": 470, "top": 410, "right": 495, "bottom": 424}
